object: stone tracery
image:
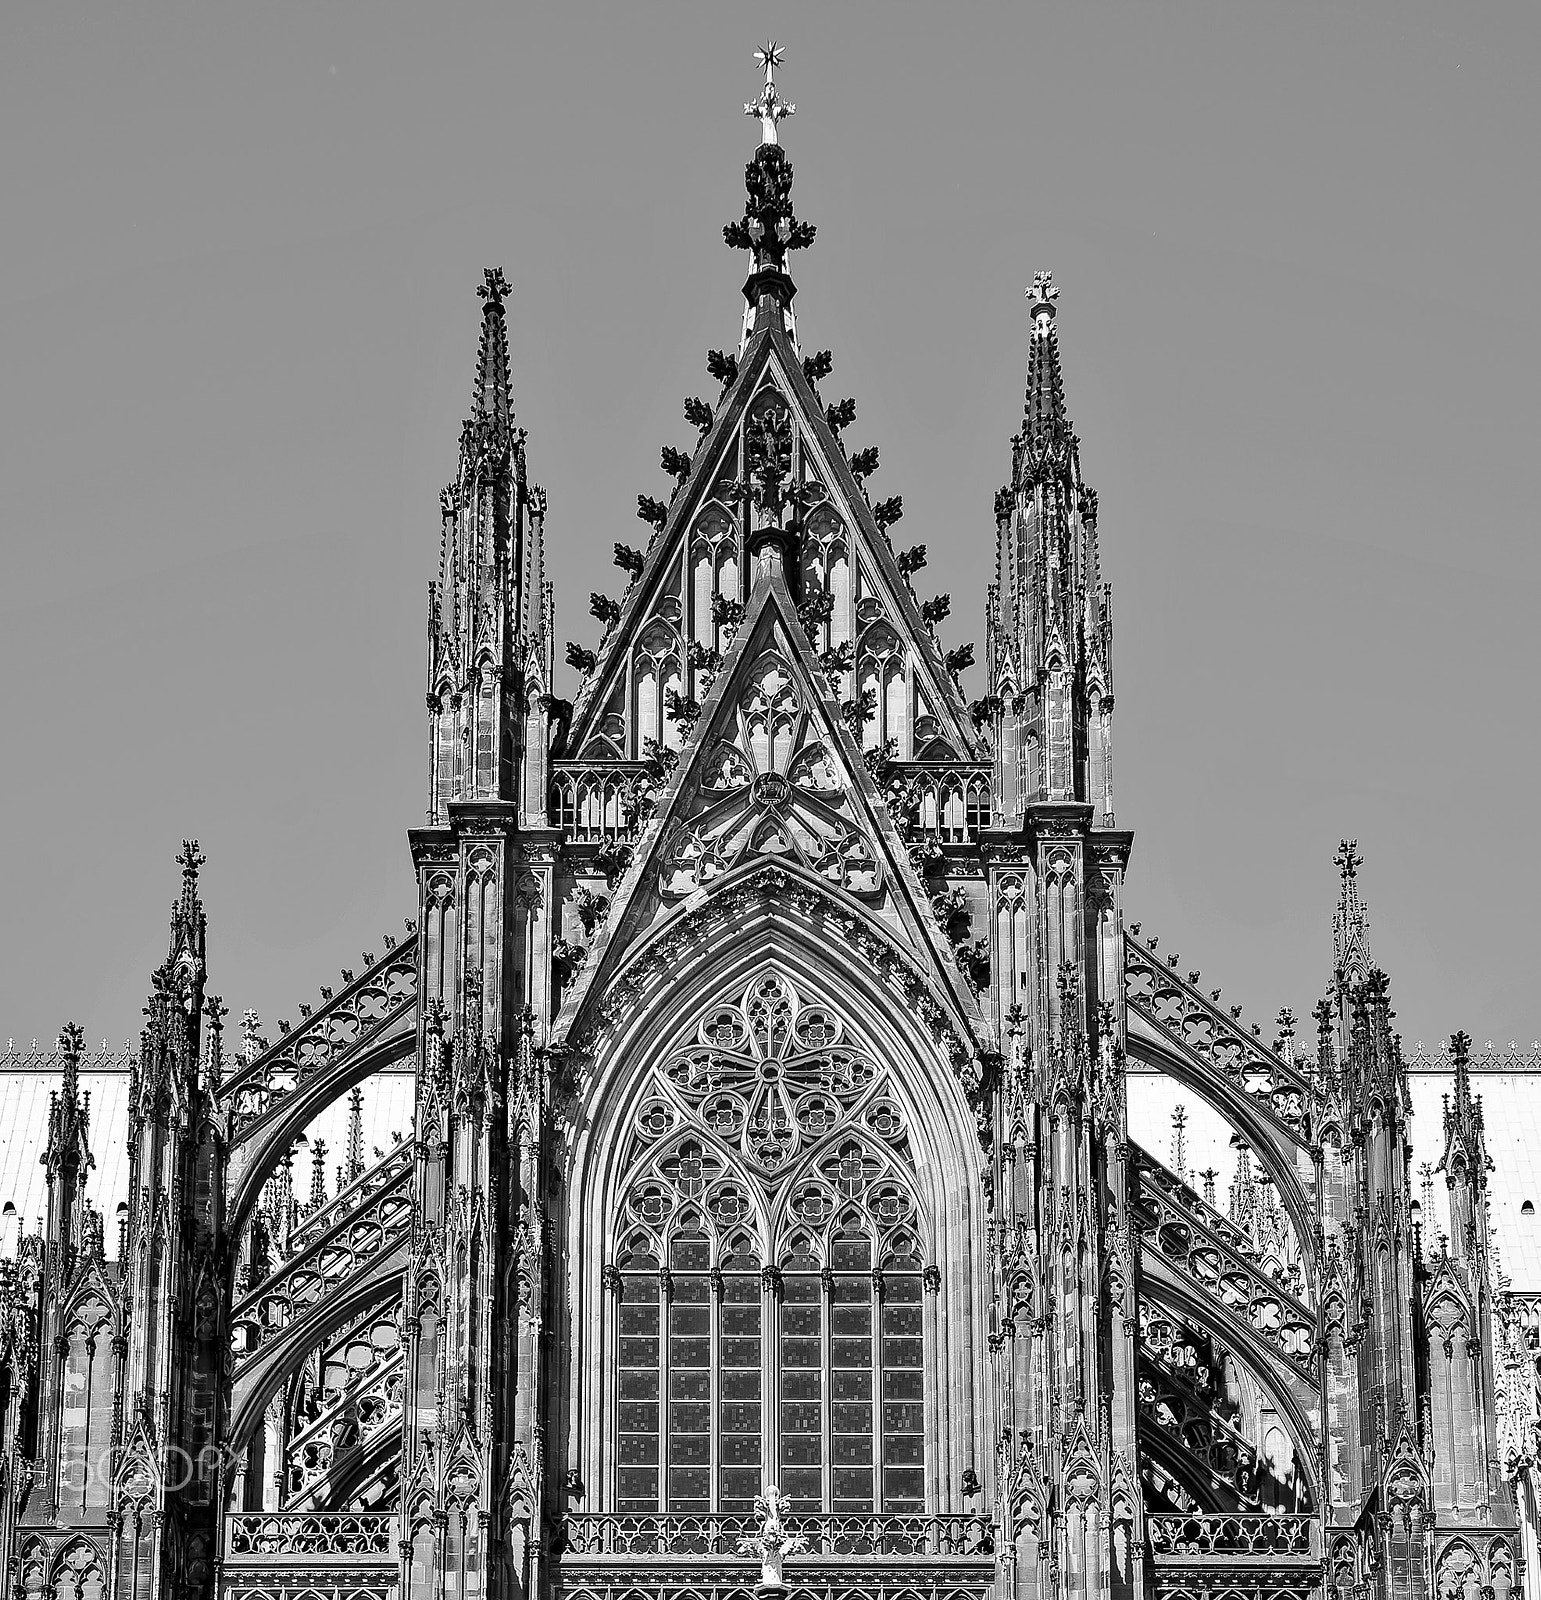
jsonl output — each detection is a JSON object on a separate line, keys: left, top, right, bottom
{"left": 617, "top": 969, "right": 923, "bottom": 1264}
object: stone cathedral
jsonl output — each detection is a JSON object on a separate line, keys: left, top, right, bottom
{"left": 0, "top": 48, "right": 1534, "bottom": 1600}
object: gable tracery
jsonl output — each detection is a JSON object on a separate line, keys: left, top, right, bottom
{"left": 658, "top": 647, "right": 881, "bottom": 901}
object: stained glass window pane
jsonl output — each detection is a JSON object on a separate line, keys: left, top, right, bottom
{"left": 830, "top": 1233, "right": 874, "bottom": 1511}
{"left": 617, "top": 1272, "right": 660, "bottom": 1511}
{"left": 669, "top": 1233, "right": 712, "bottom": 1511}
{"left": 882, "top": 1271, "right": 925, "bottom": 1509}
{"left": 719, "top": 1271, "right": 762, "bottom": 1510}
{"left": 779, "top": 1272, "right": 823, "bottom": 1508}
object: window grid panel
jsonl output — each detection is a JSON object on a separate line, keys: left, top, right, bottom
{"left": 718, "top": 1271, "right": 763, "bottom": 1511}
{"left": 667, "top": 1236, "right": 712, "bottom": 1512}
{"left": 616, "top": 1272, "right": 660, "bottom": 1512}
{"left": 830, "top": 1235, "right": 876, "bottom": 1513}
{"left": 881, "top": 1270, "right": 925, "bottom": 1509}
{"left": 610, "top": 971, "right": 936, "bottom": 1517}
{"left": 778, "top": 1272, "right": 823, "bottom": 1512}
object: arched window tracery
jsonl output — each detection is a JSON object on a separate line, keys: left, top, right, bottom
{"left": 610, "top": 969, "right": 929, "bottom": 1515}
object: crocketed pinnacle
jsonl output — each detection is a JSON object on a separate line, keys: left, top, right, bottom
{"left": 45, "top": 1022, "right": 90, "bottom": 1176}
{"left": 473, "top": 268, "right": 515, "bottom": 439}
{"left": 1441, "top": 1030, "right": 1486, "bottom": 1185}
{"left": 1015, "top": 272, "right": 1074, "bottom": 480}
{"left": 170, "top": 839, "right": 207, "bottom": 969}
{"left": 1332, "top": 839, "right": 1371, "bottom": 985}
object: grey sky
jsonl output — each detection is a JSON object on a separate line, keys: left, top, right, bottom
{"left": 1, "top": 4, "right": 1537, "bottom": 1055}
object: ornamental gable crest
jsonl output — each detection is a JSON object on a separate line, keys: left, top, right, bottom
{"left": 561, "top": 316, "right": 978, "bottom": 766}
{"left": 551, "top": 570, "right": 985, "bottom": 1047}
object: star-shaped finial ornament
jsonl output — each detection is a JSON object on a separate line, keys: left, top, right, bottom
{"left": 1026, "top": 271, "right": 1059, "bottom": 308}
{"left": 745, "top": 43, "right": 794, "bottom": 145}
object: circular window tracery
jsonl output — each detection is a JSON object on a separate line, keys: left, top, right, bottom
{"left": 617, "top": 967, "right": 923, "bottom": 1267}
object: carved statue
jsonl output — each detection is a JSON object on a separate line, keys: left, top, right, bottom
{"left": 737, "top": 1482, "right": 808, "bottom": 1594}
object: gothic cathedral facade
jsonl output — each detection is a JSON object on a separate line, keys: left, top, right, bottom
{"left": 0, "top": 60, "right": 1523, "bottom": 1600}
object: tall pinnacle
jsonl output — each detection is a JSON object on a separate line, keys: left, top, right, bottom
{"left": 1442, "top": 1030, "right": 1485, "bottom": 1180}
{"left": 45, "top": 1022, "right": 91, "bottom": 1178}
{"left": 169, "top": 839, "right": 207, "bottom": 975}
{"left": 1016, "top": 272, "right": 1073, "bottom": 476}
{"left": 1332, "top": 839, "right": 1371, "bottom": 984}
{"left": 473, "top": 268, "right": 514, "bottom": 437}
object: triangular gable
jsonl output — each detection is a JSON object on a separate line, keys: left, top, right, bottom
{"left": 563, "top": 319, "right": 981, "bottom": 761}
{"left": 553, "top": 568, "right": 987, "bottom": 1048}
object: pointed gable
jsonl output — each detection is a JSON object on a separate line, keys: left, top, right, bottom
{"left": 562, "top": 317, "right": 980, "bottom": 768}
{"left": 553, "top": 568, "right": 987, "bottom": 1050}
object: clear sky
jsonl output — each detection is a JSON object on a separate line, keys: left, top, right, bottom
{"left": 1, "top": 4, "right": 1537, "bottom": 1056}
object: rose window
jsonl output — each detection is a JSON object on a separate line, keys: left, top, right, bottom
{"left": 662, "top": 974, "right": 877, "bottom": 1173}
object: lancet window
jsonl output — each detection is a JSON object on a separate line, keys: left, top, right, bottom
{"left": 58, "top": 1299, "right": 115, "bottom": 1518}
{"left": 611, "top": 970, "right": 928, "bottom": 1516}
{"left": 857, "top": 625, "right": 908, "bottom": 757}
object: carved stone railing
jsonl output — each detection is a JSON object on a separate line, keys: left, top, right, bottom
{"left": 222, "top": 939, "right": 418, "bottom": 1140}
{"left": 284, "top": 1140, "right": 413, "bottom": 1261}
{"left": 1133, "top": 1146, "right": 1311, "bottom": 1311}
{"left": 1404, "top": 1042, "right": 1541, "bottom": 1072}
{"left": 558, "top": 1512, "right": 995, "bottom": 1558}
{"left": 0, "top": 1041, "right": 135, "bottom": 1072}
{"left": 225, "top": 1512, "right": 397, "bottom": 1558}
{"left": 891, "top": 764, "right": 993, "bottom": 843}
{"left": 1124, "top": 934, "right": 1310, "bottom": 1142}
{"left": 1132, "top": 1157, "right": 1316, "bottom": 1385}
{"left": 283, "top": 1292, "right": 404, "bottom": 1507}
{"left": 550, "top": 764, "right": 646, "bottom": 842}
{"left": 1147, "top": 1513, "right": 1317, "bottom": 1559}
{"left": 230, "top": 1159, "right": 412, "bottom": 1368}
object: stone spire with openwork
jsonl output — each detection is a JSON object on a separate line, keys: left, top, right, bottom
{"left": 986, "top": 274, "right": 1114, "bottom": 822}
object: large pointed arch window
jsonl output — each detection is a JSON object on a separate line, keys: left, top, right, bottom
{"left": 611, "top": 970, "right": 929, "bottom": 1516}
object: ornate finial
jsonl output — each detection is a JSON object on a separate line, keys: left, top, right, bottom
{"left": 478, "top": 267, "right": 511, "bottom": 305}
{"left": 1335, "top": 839, "right": 1362, "bottom": 882}
{"left": 177, "top": 839, "right": 206, "bottom": 884}
{"left": 1027, "top": 272, "right": 1059, "bottom": 316}
{"left": 745, "top": 42, "right": 795, "bottom": 146}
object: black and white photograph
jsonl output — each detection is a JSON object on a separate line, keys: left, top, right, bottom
{"left": 0, "top": 10, "right": 1537, "bottom": 1600}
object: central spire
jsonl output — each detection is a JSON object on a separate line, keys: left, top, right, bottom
{"left": 726, "top": 45, "right": 815, "bottom": 345}
{"left": 1016, "top": 272, "right": 1074, "bottom": 476}
{"left": 472, "top": 267, "right": 514, "bottom": 441}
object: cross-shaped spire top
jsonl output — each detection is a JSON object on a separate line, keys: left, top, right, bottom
{"left": 745, "top": 41, "right": 794, "bottom": 146}
{"left": 1335, "top": 838, "right": 1362, "bottom": 881}
{"left": 1027, "top": 271, "right": 1059, "bottom": 310}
